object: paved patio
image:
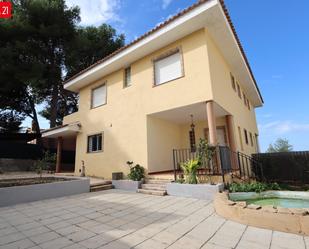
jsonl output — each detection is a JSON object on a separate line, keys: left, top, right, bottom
{"left": 0, "top": 190, "right": 308, "bottom": 249}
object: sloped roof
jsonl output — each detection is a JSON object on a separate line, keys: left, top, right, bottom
{"left": 64, "top": 0, "right": 263, "bottom": 104}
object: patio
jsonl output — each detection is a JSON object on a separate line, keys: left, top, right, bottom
{"left": 0, "top": 190, "right": 308, "bottom": 249}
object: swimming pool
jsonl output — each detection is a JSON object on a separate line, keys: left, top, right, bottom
{"left": 229, "top": 191, "right": 309, "bottom": 208}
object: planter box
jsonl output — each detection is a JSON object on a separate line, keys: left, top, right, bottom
{"left": 166, "top": 183, "right": 224, "bottom": 200}
{"left": 0, "top": 176, "right": 90, "bottom": 207}
{"left": 112, "top": 179, "right": 143, "bottom": 191}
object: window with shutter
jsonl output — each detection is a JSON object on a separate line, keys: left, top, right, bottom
{"left": 154, "top": 51, "right": 183, "bottom": 85}
{"left": 91, "top": 84, "right": 107, "bottom": 108}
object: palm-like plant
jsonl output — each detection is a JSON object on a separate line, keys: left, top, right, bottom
{"left": 180, "top": 159, "right": 200, "bottom": 184}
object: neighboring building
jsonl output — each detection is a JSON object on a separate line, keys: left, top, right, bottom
{"left": 42, "top": 0, "right": 263, "bottom": 179}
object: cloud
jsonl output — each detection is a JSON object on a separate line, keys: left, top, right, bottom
{"left": 66, "top": 0, "right": 122, "bottom": 26}
{"left": 162, "top": 0, "right": 173, "bottom": 9}
{"left": 259, "top": 121, "right": 309, "bottom": 134}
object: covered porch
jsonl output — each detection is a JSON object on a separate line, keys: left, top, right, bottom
{"left": 41, "top": 122, "right": 81, "bottom": 173}
{"left": 146, "top": 101, "right": 238, "bottom": 178}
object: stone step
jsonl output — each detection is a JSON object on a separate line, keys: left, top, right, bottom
{"left": 90, "top": 184, "right": 113, "bottom": 192}
{"left": 141, "top": 184, "right": 166, "bottom": 191}
{"left": 137, "top": 189, "right": 167, "bottom": 196}
{"left": 90, "top": 180, "right": 112, "bottom": 187}
{"left": 145, "top": 179, "right": 171, "bottom": 184}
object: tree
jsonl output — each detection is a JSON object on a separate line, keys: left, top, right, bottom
{"left": 266, "top": 138, "right": 293, "bottom": 153}
{"left": 0, "top": 111, "right": 25, "bottom": 133}
{"left": 0, "top": 1, "right": 125, "bottom": 129}
{"left": 0, "top": 0, "right": 80, "bottom": 132}
{"left": 40, "top": 24, "right": 125, "bottom": 124}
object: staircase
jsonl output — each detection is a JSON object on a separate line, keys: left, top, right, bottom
{"left": 90, "top": 180, "right": 113, "bottom": 192}
{"left": 137, "top": 179, "right": 171, "bottom": 196}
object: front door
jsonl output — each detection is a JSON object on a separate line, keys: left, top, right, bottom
{"left": 204, "top": 127, "right": 228, "bottom": 146}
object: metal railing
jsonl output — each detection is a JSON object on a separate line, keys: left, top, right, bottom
{"left": 172, "top": 146, "right": 264, "bottom": 182}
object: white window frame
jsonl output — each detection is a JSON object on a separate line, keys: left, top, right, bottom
{"left": 91, "top": 83, "right": 107, "bottom": 109}
{"left": 124, "top": 66, "right": 131, "bottom": 88}
{"left": 87, "top": 133, "right": 103, "bottom": 153}
{"left": 153, "top": 48, "right": 184, "bottom": 86}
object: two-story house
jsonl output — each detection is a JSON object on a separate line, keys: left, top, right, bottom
{"left": 42, "top": 0, "right": 263, "bottom": 180}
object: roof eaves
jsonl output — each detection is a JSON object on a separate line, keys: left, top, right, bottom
{"left": 218, "top": 0, "right": 264, "bottom": 104}
{"left": 63, "top": 0, "right": 211, "bottom": 85}
{"left": 64, "top": 0, "right": 263, "bottom": 105}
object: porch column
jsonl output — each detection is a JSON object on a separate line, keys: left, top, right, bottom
{"left": 226, "top": 115, "right": 238, "bottom": 169}
{"left": 226, "top": 115, "right": 237, "bottom": 152}
{"left": 206, "top": 101, "right": 217, "bottom": 145}
{"left": 56, "top": 136, "right": 63, "bottom": 173}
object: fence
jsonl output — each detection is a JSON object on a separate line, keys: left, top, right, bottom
{"left": 252, "top": 151, "right": 309, "bottom": 184}
{"left": 0, "top": 142, "right": 75, "bottom": 172}
{"left": 0, "top": 142, "right": 43, "bottom": 160}
{"left": 172, "top": 147, "right": 221, "bottom": 181}
{"left": 173, "top": 146, "right": 264, "bottom": 182}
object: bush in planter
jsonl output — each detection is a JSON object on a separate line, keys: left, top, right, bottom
{"left": 180, "top": 159, "right": 200, "bottom": 184}
{"left": 228, "top": 182, "right": 281, "bottom": 193}
{"left": 33, "top": 151, "right": 56, "bottom": 178}
{"left": 127, "top": 162, "right": 145, "bottom": 181}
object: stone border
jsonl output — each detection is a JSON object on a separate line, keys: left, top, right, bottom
{"left": 166, "top": 183, "right": 224, "bottom": 200}
{"left": 214, "top": 192, "right": 309, "bottom": 235}
{"left": 0, "top": 176, "right": 90, "bottom": 207}
{"left": 112, "top": 180, "right": 143, "bottom": 191}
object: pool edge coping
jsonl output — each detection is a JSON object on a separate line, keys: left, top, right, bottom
{"left": 214, "top": 192, "right": 309, "bottom": 236}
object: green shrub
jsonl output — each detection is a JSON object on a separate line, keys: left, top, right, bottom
{"left": 127, "top": 163, "right": 145, "bottom": 181}
{"left": 197, "top": 138, "right": 216, "bottom": 168}
{"left": 175, "top": 177, "right": 185, "bottom": 184}
{"left": 180, "top": 159, "right": 200, "bottom": 184}
{"left": 229, "top": 182, "right": 281, "bottom": 193}
{"left": 34, "top": 151, "right": 56, "bottom": 177}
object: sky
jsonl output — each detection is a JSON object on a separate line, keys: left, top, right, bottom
{"left": 25, "top": 0, "right": 309, "bottom": 152}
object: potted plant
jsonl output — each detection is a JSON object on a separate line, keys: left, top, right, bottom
{"left": 112, "top": 161, "right": 145, "bottom": 191}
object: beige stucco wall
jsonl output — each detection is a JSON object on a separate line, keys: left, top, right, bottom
{"left": 63, "top": 29, "right": 215, "bottom": 178}
{"left": 147, "top": 116, "right": 181, "bottom": 173}
{"left": 62, "top": 28, "right": 262, "bottom": 179}
{"left": 205, "top": 30, "right": 260, "bottom": 155}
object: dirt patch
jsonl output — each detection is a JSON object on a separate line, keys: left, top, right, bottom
{"left": 0, "top": 177, "right": 74, "bottom": 188}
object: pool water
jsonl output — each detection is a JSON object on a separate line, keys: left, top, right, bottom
{"left": 246, "top": 198, "right": 309, "bottom": 208}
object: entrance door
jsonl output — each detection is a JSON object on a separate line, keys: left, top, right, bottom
{"left": 217, "top": 128, "right": 227, "bottom": 146}
{"left": 204, "top": 127, "right": 228, "bottom": 146}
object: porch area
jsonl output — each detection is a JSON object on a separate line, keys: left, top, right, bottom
{"left": 146, "top": 101, "right": 261, "bottom": 182}
{"left": 41, "top": 122, "right": 81, "bottom": 173}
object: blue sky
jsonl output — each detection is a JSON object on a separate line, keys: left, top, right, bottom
{"left": 27, "top": 0, "right": 309, "bottom": 152}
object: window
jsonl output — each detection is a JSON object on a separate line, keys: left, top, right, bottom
{"left": 124, "top": 67, "right": 131, "bottom": 87}
{"left": 230, "top": 73, "right": 236, "bottom": 91}
{"left": 249, "top": 132, "right": 253, "bottom": 146}
{"left": 87, "top": 133, "right": 103, "bottom": 153}
{"left": 237, "top": 83, "right": 241, "bottom": 98}
{"left": 154, "top": 50, "right": 183, "bottom": 85}
{"left": 244, "top": 129, "right": 248, "bottom": 145}
{"left": 247, "top": 99, "right": 251, "bottom": 110}
{"left": 238, "top": 126, "right": 244, "bottom": 151}
{"left": 243, "top": 93, "right": 247, "bottom": 105}
{"left": 91, "top": 84, "right": 106, "bottom": 108}
{"left": 189, "top": 130, "right": 196, "bottom": 152}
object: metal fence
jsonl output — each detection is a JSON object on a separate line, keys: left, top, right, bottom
{"left": 252, "top": 151, "right": 309, "bottom": 184}
{"left": 173, "top": 146, "right": 264, "bottom": 182}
